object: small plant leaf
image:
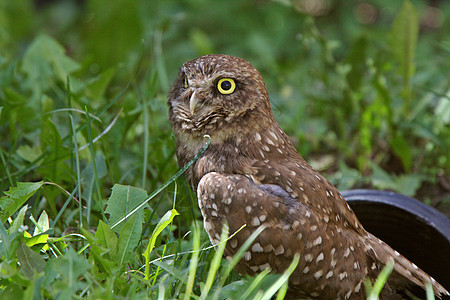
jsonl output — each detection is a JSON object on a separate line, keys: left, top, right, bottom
{"left": 94, "top": 220, "right": 118, "bottom": 260}
{"left": 116, "top": 214, "right": 142, "bottom": 264}
{"left": 34, "top": 210, "right": 50, "bottom": 235}
{"left": 46, "top": 248, "right": 91, "bottom": 294}
{"left": 25, "top": 234, "right": 49, "bottom": 248}
{"left": 0, "top": 181, "right": 43, "bottom": 223}
{"left": 16, "top": 242, "right": 46, "bottom": 279}
{"left": 105, "top": 184, "right": 149, "bottom": 233}
{"left": 143, "top": 209, "right": 179, "bottom": 280}
{"left": 9, "top": 205, "right": 28, "bottom": 233}
{"left": 21, "top": 34, "right": 80, "bottom": 97}
{"left": 80, "top": 226, "right": 118, "bottom": 275}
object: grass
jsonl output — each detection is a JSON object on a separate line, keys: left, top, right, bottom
{"left": 0, "top": 0, "right": 448, "bottom": 298}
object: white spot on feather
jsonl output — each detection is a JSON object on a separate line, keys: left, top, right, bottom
{"left": 274, "top": 245, "right": 284, "bottom": 255}
{"left": 252, "top": 243, "right": 264, "bottom": 253}
{"left": 316, "top": 252, "right": 324, "bottom": 262}
{"left": 313, "top": 236, "right": 322, "bottom": 246}
{"left": 314, "top": 270, "right": 323, "bottom": 280}
{"left": 251, "top": 217, "right": 260, "bottom": 226}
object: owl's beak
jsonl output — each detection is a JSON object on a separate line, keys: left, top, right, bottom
{"left": 189, "top": 90, "right": 200, "bottom": 115}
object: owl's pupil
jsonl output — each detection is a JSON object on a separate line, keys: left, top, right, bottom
{"left": 221, "top": 80, "right": 232, "bottom": 90}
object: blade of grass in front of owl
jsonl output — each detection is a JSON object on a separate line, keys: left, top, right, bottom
{"left": 261, "top": 253, "right": 300, "bottom": 300}
{"left": 200, "top": 223, "right": 229, "bottom": 299}
{"left": 212, "top": 224, "right": 267, "bottom": 300}
{"left": 110, "top": 135, "right": 211, "bottom": 229}
{"left": 366, "top": 262, "right": 394, "bottom": 300}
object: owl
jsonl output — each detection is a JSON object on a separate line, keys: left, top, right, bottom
{"left": 167, "top": 54, "right": 448, "bottom": 299}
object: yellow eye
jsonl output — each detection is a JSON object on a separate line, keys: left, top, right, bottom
{"left": 217, "top": 78, "right": 236, "bottom": 94}
{"left": 183, "top": 76, "right": 189, "bottom": 89}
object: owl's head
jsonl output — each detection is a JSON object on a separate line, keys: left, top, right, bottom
{"left": 168, "top": 54, "right": 274, "bottom": 140}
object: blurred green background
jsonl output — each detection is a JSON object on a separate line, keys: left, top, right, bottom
{"left": 1, "top": 0, "right": 448, "bottom": 214}
{"left": 1, "top": 0, "right": 449, "bottom": 219}
{"left": 0, "top": 0, "right": 449, "bottom": 298}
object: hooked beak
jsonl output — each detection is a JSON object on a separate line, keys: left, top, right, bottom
{"left": 189, "top": 90, "right": 200, "bottom": 115}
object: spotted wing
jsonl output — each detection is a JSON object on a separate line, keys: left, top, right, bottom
{"left": 197, "top": 171, "right": 369, "bottom": 298}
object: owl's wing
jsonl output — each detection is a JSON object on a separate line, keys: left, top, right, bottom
{"left": 197, "top": 171, "right": 369, "bottom": 296}
{"left": 249, "top": 159, "right": 366, "bottom": 234}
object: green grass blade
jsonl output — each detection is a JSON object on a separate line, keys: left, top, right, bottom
{"left": 69, "top": 114, "right": 83, "bottom": 226}
{"left": 261, "top": 253, "right": 300, "bottom": 300}
{"left": 143, "top": 209, "right": 179, "bottom": 280}
{"left": 184, "top": 224, "right": 201, "bottom": 300}
{"left": 200, "top": 224, "right": 229, "bottom": 299}
{"left": 84, "top": 106, "right": 105, "bottom": 224}
{"left": 426, "top": 282, "right": 435, "bottom": 300}
{"left": 366, "top": 261, "right": 394, "bottom": 300}
{"left": 241, "top": 268, "right": 271, "bottom": 299}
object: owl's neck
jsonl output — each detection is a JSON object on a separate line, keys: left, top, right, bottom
{"left": 181, "top": 120, "right": 300, "bottom": 190}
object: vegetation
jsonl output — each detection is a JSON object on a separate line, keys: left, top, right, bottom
{"left": 0, "top": 0, "right": 448, "bottom": 298}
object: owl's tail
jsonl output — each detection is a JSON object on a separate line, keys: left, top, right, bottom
{"left": 364, "top": 233, "right": 449, "bottom": 298}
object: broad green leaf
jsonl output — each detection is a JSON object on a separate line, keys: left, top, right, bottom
{"left": 144, "top": 209, "right": 179, "bottom": 280}
{"left": 9, "top": 205, "right": 28, "bottom": 233}
{"left": 21, "top": 34, "right": 80, "bottom": 97}
{"left": 116, "top": 214, "right": 142, "bottom": 264}
{"left": 80, "top": 226, "right": 118, "bottom": 275}
{"left": 16, "top": 242, "right": 46, "bottom": 279}
{"left": 94, "top": 220, "right": 118, "bottom": 260}
{"left": 105, "top": 184, "right": 149, "bottom": 233}
{"left": 46, "top": 247, "right": 91, "bottom": 285}
{"left": 0, "top": 182, "right": 43, "bottom": 223}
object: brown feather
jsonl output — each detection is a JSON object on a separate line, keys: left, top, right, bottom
{"left": 168, "top": 54, "right": 448, "bottom": 299}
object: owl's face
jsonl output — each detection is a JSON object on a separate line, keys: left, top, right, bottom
{"left": 168, "top": 54, "right": 272, "bottom": 140}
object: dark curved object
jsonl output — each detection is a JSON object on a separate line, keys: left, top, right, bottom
{"left": 342, "top": 189, "right": 450, "bottom": 292}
